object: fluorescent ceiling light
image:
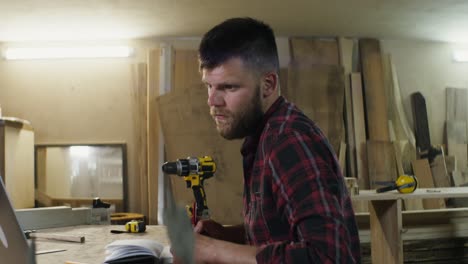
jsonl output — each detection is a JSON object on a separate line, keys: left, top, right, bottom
{"left": 453, "top": 50, "right": 468, "bottom": 62}
{"left": 3, "top": 46, "right": 133, "bottom": 60}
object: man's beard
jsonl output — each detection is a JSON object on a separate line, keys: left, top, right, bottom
{"left": 212, "top": 86, "right": 264, "bottom": 140}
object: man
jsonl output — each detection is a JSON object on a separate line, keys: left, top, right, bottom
{"left": 189, "top": 17, "right": 361, "bottom": 263}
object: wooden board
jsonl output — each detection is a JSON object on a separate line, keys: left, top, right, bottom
{"left": 147, "top": 49, "right": 160, "bottom": 224}
{"left": 359, "top": 38, "right": 389, "bottom": 141}
{"left": 367, "top": 140, "right": 397, "bottom": 189}
{"left": 446, "top": 87, "right": 467, "bottom": 122}
{"left": 351, "top": 73, "right": 368, "bottom": 189}
{"left": 289, "top": 37, "right": 339, "bottom": 65}
{"left": 412, "top": 159, "right": 446, "bottom": 209}
{"left": 339, "top": 38, "right": 356, "bottom": 178}
{"left": 287, "top": 63, "right": 344, "bottom": 153}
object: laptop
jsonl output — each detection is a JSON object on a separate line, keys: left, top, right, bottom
{"left": 0, "top": 176, "right": 36, "bottom": 264}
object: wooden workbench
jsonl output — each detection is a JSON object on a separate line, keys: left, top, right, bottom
{"left": 353, "top": 187, "right": 468, "bottom": 263}
{"left": 35, "top": 225, "right": 172, "bottom": 264}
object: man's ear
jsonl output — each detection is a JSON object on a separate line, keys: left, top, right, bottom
{"left": 261, "top": 72, "right": 278, "bottom": 98}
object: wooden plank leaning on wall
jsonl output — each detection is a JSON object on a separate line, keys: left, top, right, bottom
{"left": 131, "top": 62, "right": 149, "bottom": 221}
{"left": 147, "top": 49, "right": 161, "bottom": 224}
{"left": 359, "top": 38, "right": 402, "bottom": 264}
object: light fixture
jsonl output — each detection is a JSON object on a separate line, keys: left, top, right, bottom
{"left": 3, "top": 46, "right": 134, "bottom": 60}
{"left": 453, "top": 49, "right": 468, "bottom": 62}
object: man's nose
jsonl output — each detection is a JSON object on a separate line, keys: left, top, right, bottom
{"left": 207, "top": 90, "right": 224, "bottom": 106}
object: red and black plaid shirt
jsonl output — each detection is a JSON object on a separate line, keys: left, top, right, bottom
{"left": 241, "top": 96, "right": 361, "bottom": 263}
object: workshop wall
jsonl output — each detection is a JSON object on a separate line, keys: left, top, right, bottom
{"left": 1, "top": 37, "right": 468, "bottom": 218}
{"left": 381, "top": 39, "right": 468, "bottom": 146}
{"left": 0, "top": 40, "right": 155, "bottom": 213}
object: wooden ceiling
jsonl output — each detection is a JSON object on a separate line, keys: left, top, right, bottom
{"left": 0, "top": 1, "right": 467, "bottom": 43}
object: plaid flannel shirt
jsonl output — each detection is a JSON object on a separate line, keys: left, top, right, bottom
{"left": 241, "top": 96, "right": 361, "bottom": 263}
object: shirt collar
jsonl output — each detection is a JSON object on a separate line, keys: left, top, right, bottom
{"left": 241, "top": 96, "right": 285, "bottom": 156}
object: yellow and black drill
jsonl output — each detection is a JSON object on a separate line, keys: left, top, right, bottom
{"left": 162, "top": 156, "right": 216, "bottom": 225}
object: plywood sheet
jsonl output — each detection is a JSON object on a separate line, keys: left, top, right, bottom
{"left": 289, "top": 37, "right": 339, "bottom": 65}
{"left": 287, "top": 63, "right": 344, "bottom": 153}
{"left": 157, "top": 85, "right": 244, "bottom": 225}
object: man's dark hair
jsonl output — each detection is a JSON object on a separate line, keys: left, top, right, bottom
{"left": 199, "top": 17, "right": 279, "bottom": 75}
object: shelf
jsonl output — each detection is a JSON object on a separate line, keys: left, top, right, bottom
{"left": 352, "top": 187, "right": 468, "bottom": 201}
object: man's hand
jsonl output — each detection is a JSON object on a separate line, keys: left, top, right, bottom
{"left": 171, "top": 233, "right": 215, "bottom": 264}
{"left": 194, "top": 220, "right": 246, "bottom": 244}
{"left": 194, "top": 219, "right": 225, "bottom": 240}
{"left": 177, "top": 233, "right": 257, "bottom": 264}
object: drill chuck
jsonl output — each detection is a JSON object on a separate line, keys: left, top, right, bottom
{"left": 162, "top": 156, "right": 215, "bottom": 178}
{"left": 162, "top": 159, "right": 190, "bottom": 175}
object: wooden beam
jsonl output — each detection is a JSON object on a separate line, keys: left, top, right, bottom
{"left": 147, "top": 49, "right": 161, "bottom": 224}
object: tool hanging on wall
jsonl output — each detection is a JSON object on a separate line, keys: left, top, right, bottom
{"left": 375, "top": 175, "right": 418, "bottom": 194}
{"left": 162, "top": 156, "right": 216, "bottom": 225}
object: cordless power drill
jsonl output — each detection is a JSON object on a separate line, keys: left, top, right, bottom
{"left": 162, "top": 156, "right": 216, "bottom": 225}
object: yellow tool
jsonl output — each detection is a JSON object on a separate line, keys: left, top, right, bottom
{"left": 162, "top": 156, "right": 216, "bottom": 225}
{"left": 375, "top": 175, "right": 418, "bottom": 193}
{"left": 124, "top": 220, "right": 146, "bottom": 233}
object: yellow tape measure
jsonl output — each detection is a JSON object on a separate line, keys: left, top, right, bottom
{"left": 376, "top": 175, "right": 418, "bottom": 194}
{"left": 125, "top": 220, "right": 146, "bottom": 233}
